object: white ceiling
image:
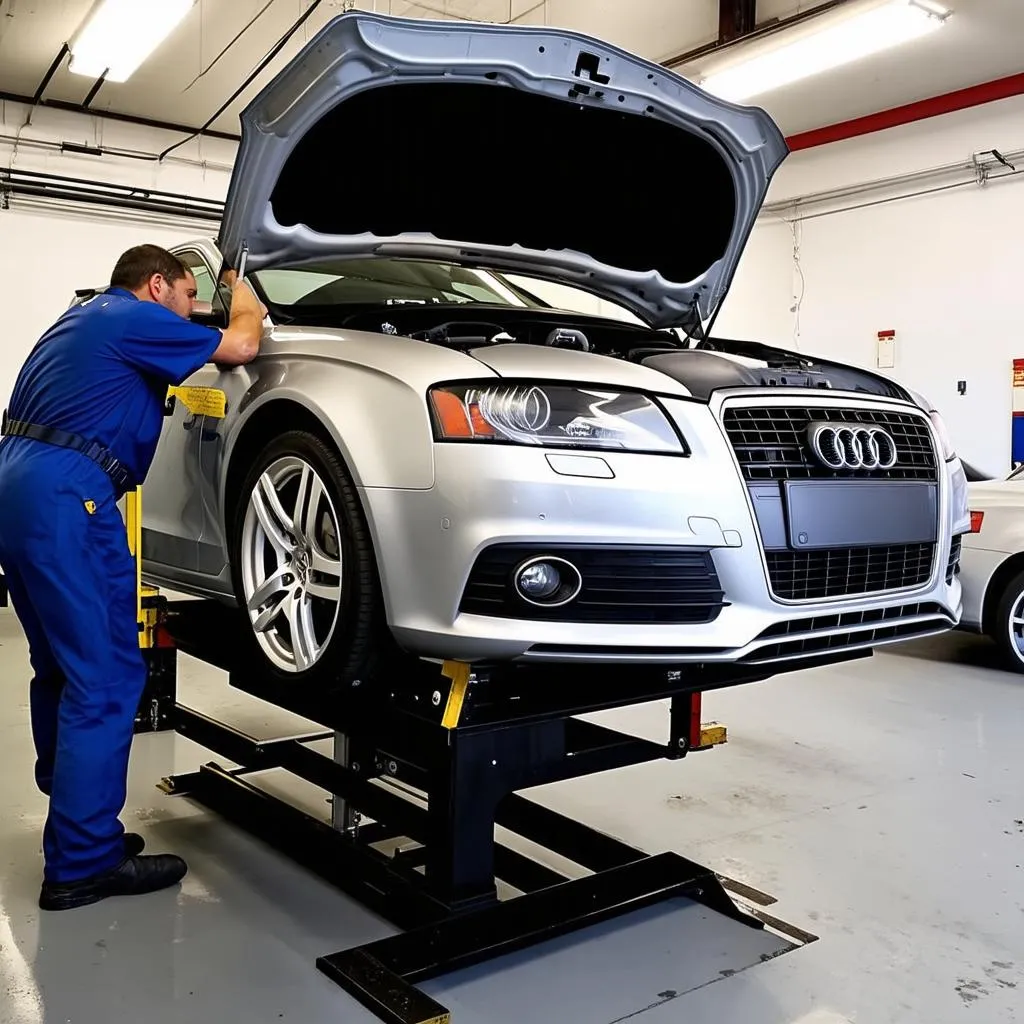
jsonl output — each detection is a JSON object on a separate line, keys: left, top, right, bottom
{"left": 0, "top": 0, "right": 1021, "bottom": 141}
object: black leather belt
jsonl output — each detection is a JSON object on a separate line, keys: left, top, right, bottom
{"left": 1, "top": 411, "right": 133, "bottom": 497}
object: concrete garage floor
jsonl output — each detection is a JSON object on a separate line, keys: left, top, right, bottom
{"left": 0, "top": 606, "right": 1022, "bottom": 1024}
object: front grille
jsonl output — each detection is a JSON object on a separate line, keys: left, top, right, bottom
{"left": 723, "top": 406, "right": 937, "bottom": 482}
{"left": 743, "top": 602, "right": 953, "bottom": 663}
{"left": 946, "top": 535, "right": 963, "bottom": 583}
{"left": 766, "top": 544, "right": 934, "bottom": 601}
{"left": 460, "top": 545, "right": 726, "bottom": 625}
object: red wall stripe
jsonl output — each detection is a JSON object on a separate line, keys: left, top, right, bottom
{"left": 785, "top": 72, "right": 1024, "bottom": 151}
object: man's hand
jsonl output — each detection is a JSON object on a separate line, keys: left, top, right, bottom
{"left": 211, "top": 273, "right": 265, "bottom": 365}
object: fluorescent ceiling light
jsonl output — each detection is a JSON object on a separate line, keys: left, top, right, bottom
{"left": 69, "top": 0, "right": 196, "bottom": 83}
{"left": 699, "top": 0, "right": 951, "bottom": 103}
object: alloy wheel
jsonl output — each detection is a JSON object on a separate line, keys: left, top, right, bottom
{"left": 1008, "top": 588, "right": 1024, "bottom": 666}
{"left": 240, "top": 456, "right": 343, "bottom": 673}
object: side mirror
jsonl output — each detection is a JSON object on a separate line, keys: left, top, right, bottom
{"left": 190, "top": 300, "right": 228, "bottom": 329}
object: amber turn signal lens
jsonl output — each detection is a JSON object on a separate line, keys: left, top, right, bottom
{"left": 429, "top": 389, "right": 495, "bottom": 439}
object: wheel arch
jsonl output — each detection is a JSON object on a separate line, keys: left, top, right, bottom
{"left": 221, "top": 396, "right": 350, "bottom": 536}
{"left": 981, "top": 551, "right": 1024, "bottom": 636}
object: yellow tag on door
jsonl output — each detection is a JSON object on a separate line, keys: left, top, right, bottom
{"left": 166, "top": 386, "right": 228, "bottom": 419}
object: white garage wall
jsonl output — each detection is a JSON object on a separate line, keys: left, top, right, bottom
{"left": 756, "top": 93, "right": 1024, "bottom": 478}
{"left": 709, "top": 218, "right": 795, "bottom": 345}
{"left": 0, "top": 99, "right": 235, "bottom": 406}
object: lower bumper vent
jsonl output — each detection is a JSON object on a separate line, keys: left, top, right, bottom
{"left": 742, "top": 601, "right": 953, "bottom": 662}
{"left": 460, "top": 545, "right": 726, "bottom": 625}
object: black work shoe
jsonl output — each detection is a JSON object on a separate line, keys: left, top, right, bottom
{"left": 123, "top": 832, "right": 145, "bottom": 857}
{"left": 39, "top": 854, "right": 188, "bottom": 911}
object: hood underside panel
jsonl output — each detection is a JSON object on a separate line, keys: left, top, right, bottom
{"left": 219, "top": 12, "right": 788, "bottom": 329}
{"left": 271, "top": 82, "right": 736, "bottom": 288}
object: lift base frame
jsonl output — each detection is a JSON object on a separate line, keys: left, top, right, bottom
{"left": 159, "top": 599, "right": 821, "bottom": 1024}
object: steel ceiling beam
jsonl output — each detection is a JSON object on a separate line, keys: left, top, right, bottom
{"left": 32, "top": 42, "right": 71, "bottom": 103}
{"left": 662, "top": 0, "right": 850, "bottom": 70}
{"left": 82, "top": 72, "right": 108, "bottom": 110}
{"left": 719, "top": 0, "right": 757, "bottom": 44}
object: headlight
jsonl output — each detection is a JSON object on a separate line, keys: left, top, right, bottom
{"left": 950, "top": 458, "right": 971, "bottom": 536}
{"left": 428, "top": 383, "right": 686, "bottom": 454}
{"left": 928, "top": 410, "right": 956, "bottom": 461}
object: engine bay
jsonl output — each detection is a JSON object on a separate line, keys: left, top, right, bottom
{"left": 338, "top": 304, "right": 912, "bottom": 402}
{"left": 340, "top": 303, "right": 674, "bottom": 356}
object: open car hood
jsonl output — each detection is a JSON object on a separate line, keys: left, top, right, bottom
{"left": 218, "top": 11, "right": 788, "bottom": 330}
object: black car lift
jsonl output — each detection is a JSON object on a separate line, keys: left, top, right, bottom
{"left": 126, "top": 499, "right": 818, "bottom": 1024}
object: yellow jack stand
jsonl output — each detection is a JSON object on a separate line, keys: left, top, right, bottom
{"left": 125, "top": 487, "right": 177, "bottom": 734}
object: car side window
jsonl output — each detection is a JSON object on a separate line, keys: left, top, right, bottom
{"left": 177, "top": 249, "right": 228, "bottom": 324}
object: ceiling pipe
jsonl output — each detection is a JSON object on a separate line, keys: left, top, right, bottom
{"left": 0, "top": 128, "right": 235, "bottom": 170}
{"left": 0, "top": 167, "right": 224, "bottom": 222}
{"left": 0, "top": 90, "right": 241, "bottom": 143}
{"left": 763, "top": 146, "right": 1024, "bottom": 220}
{"left": 786, "top": 71, "right": 1024, "bottom": 151}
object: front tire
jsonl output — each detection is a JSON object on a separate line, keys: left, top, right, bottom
{"left": 230, "top": 429, "right": 391, "bottom": 691}
{"left": 991, "top": 568, "right": 1024, "bottom": 674}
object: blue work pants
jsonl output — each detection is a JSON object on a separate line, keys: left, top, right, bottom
{"left": 0, "top": 440, "right": 145, "bottom": 883}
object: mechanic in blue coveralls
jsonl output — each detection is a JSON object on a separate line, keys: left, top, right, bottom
{"left": 0, "top": 244, "right": 265, "bottom": 911}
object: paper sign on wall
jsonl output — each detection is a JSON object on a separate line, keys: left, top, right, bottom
{"left": 1012, "top": 359, "right": 1024, "bottom": 465}
{"left": 876, "top": 329, "right": 896, "bottom": 369}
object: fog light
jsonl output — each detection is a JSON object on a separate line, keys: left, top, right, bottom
{"left": 514, "top": 556, "right": 582, "bottom": 608}
{"left": 518, "top": 562, "right": 561, "bottom": 599}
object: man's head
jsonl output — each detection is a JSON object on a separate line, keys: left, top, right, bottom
{"left": 110, "top": 244, "right": 198, "bottom": 319}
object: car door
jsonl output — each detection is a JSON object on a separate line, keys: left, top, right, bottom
{"left": 171, "top": 246, "right": 262, "bottom": 580}
{"left": 142, "top": 247, "right": 225, "bottom": 573}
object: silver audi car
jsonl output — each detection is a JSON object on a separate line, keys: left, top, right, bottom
{"left": 134, "top": 11, "right": 970, "bottom": 691}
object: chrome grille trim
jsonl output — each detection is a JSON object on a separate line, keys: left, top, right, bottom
{"left": 714, "top": 394, "right": 944, "bottom": 605}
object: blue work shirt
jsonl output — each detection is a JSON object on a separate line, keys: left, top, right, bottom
{"left": 4, "top": 288, "right": 222, "bottom": 490}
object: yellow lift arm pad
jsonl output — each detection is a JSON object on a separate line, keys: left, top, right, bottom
{"left": 440, "top": 661, "right": 471, "bottom": 730}
{"left": 166, "top": 386, "right": 228, "bottom": 419}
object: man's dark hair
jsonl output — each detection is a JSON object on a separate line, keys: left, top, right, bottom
{"left": 110, "top": 244, "right": 188, "bottom": 291}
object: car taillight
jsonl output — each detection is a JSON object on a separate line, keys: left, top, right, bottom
{"left": 970, "top": 510, "right": 984, "bottom": 533}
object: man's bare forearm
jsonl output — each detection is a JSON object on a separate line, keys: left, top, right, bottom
{"left": 213, "top": 280, "right": 266, "bottom": 365}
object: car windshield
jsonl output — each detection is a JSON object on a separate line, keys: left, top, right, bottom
{"left": 252, "top": 258, "right": 549, "bottom": 311}
{"left": 248, "top": 257, "right": 648, "bottom": 326}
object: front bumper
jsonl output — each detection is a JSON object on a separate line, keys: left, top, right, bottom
{"left": 957, "top": 543, "right": 1009, "bottom": 632}
{"left": 362, "top": 394, "right": 962, "bottom": 665}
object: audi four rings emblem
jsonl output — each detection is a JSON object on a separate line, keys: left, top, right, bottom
{"left": 807, "top": 422, "right": 899, "bottom": 470}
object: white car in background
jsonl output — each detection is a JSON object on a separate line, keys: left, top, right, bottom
{"left": 959, "top": 462, "right": 1024, "bottom": 671}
